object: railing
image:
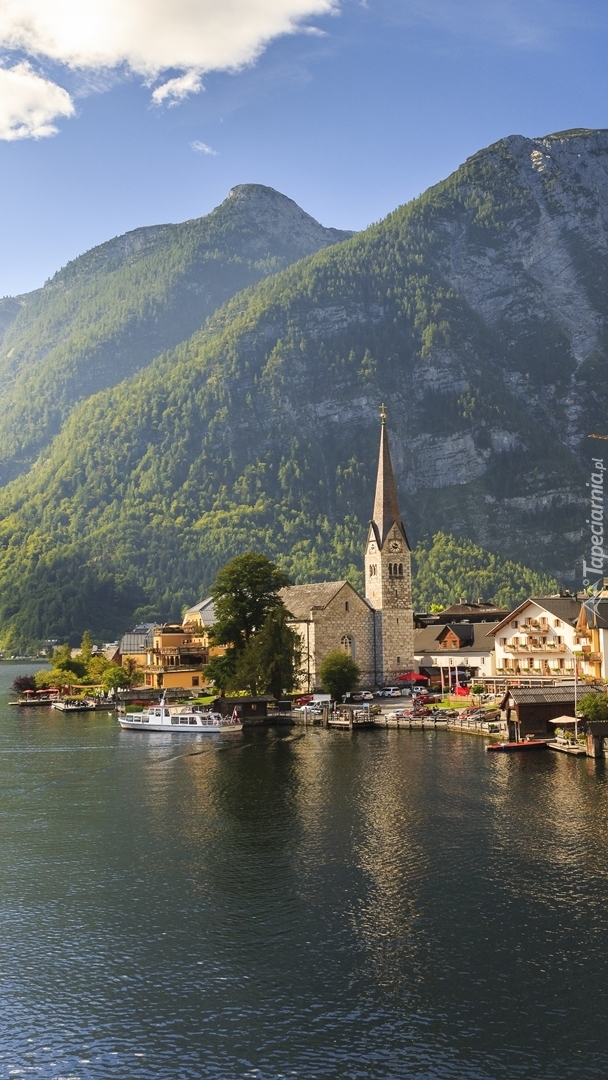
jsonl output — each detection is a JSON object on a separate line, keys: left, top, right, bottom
{"left": 503, "top": 644, "right": 566, "bottom": 654}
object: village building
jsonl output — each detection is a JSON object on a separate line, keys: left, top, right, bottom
{"left": 121, "top": 622, "right": 209, "bottom": 690}
{"left": 183, "top": 598, "right": 216, "bottom": 633}
{"left": 279, "top": 580, "right": 377, "bottom": 690}
{"left": 491, "top": 594, "right": 608, "bottom": 681}
{"left": 281, "top": 412, "right": 415, "bottom": 690}
{"left": 500, "top": 685, "right": 601, "bottom": 741}
{"left": 414, "top": 621, "right": 498, "bottom": 684}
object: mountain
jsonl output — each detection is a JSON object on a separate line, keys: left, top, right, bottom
{"left": 0, "top": 128, "right": 605, "bottom": 647}
{"left": 0, "top": 185, "right": 352, "bottom": 485}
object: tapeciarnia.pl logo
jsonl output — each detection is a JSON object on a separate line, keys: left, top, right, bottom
{"left": 582, "top": 457, "right": 605, "bottom": 619}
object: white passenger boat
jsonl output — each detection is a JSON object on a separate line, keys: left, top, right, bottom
{"left": 118, "top": 702, "right": 243, "bottom": 733}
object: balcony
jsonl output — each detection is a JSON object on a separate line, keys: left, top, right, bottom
{"left": 503, "top": 644, "right": 566, "bottom": 654}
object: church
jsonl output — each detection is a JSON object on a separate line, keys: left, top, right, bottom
{"left": 280, "top": 410, "right": 415, "bottom": 690}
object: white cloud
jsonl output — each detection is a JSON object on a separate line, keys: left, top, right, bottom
{"left": 0, "top": 62, "right": 74, "bottom": 140}
{"left": 190, "top": 141, "right": 218, "bottom": 156}
{"left": 152, "top": 71, "right": 204, "bottom": 106}
{"left": 0, "top": 0, "right": 338, "bottom": 139}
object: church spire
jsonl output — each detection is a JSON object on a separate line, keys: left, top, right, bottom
{"left": 371, "top": 404, "right": 409, "bottom": 550}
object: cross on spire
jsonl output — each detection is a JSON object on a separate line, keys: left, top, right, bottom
{"left": 380, "top": 401, "right": 387, "bottom": 424}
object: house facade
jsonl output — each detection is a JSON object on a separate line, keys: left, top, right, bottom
{"left": 491, "top": 595, "right": 608, "bottom": 680}
{"left": 414, "top": 621, "right": 498, "bottom": 683}
{"left": 121, "top": 622, "right": 209, "bottom": 690}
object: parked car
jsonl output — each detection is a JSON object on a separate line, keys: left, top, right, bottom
{"left": 350, "top": 690, "right": 375, "bottom": 702}
{"left": 295, "top": 694, "right": 313, "bottom": 706}
{"left": 378, "top": 686, "right": 405, "bottom": 698}
{"left": 415, "top": 693, "right": 441, "bottom": 705}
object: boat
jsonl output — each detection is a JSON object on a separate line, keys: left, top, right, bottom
{"left": 52, "top": 698, "right": 96, "bottom": 712}
{"left": 117, "top": 702, "right": 243, "bottom": 733}
{"left": 486, "top": 738, "right": 549, "bottom": 752}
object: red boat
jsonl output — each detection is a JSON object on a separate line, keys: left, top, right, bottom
{"left": 486, "top": 739, "right": 549, "bottom": 752}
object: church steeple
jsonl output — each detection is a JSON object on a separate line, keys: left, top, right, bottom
{"left": 371, "top": 404, "right": 410, "bottom": 551}
{"left": 364, "top": 404, "right": 414, "bottom": 683}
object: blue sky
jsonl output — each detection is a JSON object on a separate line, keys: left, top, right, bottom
{"left": 0, "top": 0, "right": 607, "bottom": 296}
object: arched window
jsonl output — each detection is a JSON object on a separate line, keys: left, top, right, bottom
{"left": 388, "top": 563, "right": 393, "bottom": 576}
{"left": 399, "top": 563, "right": 403, "bottom": 576}
{"left": 341, "top": 635, "right": 355, "bottom": 658}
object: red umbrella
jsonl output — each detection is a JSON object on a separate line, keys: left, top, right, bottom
{"left": 396, "top": 672, "right": 429, "bottom": 682}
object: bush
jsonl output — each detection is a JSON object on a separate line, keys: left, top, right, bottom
{"left": 319, "top": 650, "right": 361, "bottom": 700}
{"left": 11, "top": 674, "right": 36, "bottom": 694}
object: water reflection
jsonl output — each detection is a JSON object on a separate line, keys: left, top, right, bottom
{"left": 2, "top": 667, "right": 608, "bottom": 1078}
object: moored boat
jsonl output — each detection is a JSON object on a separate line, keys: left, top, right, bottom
{"left": 486, "top": 739, "right": 549, "bottom": 752}
{"left": 118, "top": 702, "right": 243, "bottom": 733}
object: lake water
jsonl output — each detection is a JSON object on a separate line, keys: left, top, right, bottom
{"left": 2, "top": 663, "right": 608, "bottom": 1079}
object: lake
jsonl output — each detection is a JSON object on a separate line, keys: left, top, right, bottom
{"left": 1, "top": 662, "right": 608, "bottom": 1079}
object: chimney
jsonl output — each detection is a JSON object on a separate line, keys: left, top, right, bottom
{"left": 459, "top": 597, "right": 467, "bottom": 605}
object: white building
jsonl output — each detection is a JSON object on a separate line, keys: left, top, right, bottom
{"left": 491, "top": 596, "right": 608, "bottom": 680}
{"left": 414, "top": 622, "right": 497, "bottom": 683}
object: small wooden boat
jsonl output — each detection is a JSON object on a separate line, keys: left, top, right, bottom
{"left": 486, "top": 739, "right": 549, "bottom": 752}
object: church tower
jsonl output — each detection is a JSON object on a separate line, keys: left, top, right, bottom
{"left": 364, "top": 405, "right": 415, "bottom": 683}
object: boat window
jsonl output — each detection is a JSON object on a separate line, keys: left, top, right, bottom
{"left": 155, "top": 710, "right": 161, "bottom": 717}
{"left": 189, "top": 718, "right": 198, "bottom": 725}
{"left": 133, "top": 716, "right": 141, "bottom": 722}
{"left": 164, "top": 709, "right": 170, "bottom": 717}
{"left": 171, "top": 718, "right": 179, "bottom": 725}
{"left": 179, "top": 718, "right": 189, "bottom": 725}
{"left": 142, "top": 717, "right": 149, "bottom": 723}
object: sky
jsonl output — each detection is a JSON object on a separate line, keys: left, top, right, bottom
{"left": 0, "top": 0, "right": 607, "bottom": 296}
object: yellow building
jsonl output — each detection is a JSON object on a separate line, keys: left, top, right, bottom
{"left": 120, "top": 622, "right": 209, "bottom": 690}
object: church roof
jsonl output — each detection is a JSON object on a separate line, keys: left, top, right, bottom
{"left": 280, "top": 581, "right": 364, "bottom": 620}
{"left": 371, "top": 419, "right": 410, "bottom": 550}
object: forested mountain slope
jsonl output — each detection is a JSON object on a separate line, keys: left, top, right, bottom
{"left": 0, "top": 128, "right": 605, "bottom": 647}
{"left": 0, "top": 185, "right": 351, "bottom": 485}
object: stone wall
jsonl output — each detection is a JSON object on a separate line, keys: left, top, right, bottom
{"left": 289, "top": 583, "right": 377, "bottom": 691}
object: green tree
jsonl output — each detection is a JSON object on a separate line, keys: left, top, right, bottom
{"left": 80, "top": 630, "right": 94, "bottom": 663}
{"left": 206, "top": 652, "right": 237, "bottom": 693}
{"left": 210, "top": 553, "right": 291, "bottom": 651}
{"left": 234, "top": 606, "right": 302, "bottom": 698}
{"left": 578, "top": 693, "right": 608, "bottom": 722}
{"left": 101, "top": 664, "right": 130, "bottom": 692}
{"left": 413, "top": 532, "right": 559, "bottom": 611}
{"left": 52, "top": 643, "right": 86, "bottom": 679}
{"left": 319, "top": 650, "right": 361, "bottom": 700}
{"left": 85, "top": 654, "right": 110, "bottom": 683}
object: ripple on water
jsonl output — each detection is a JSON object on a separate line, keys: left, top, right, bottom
{"left": 1, "top": 669, "right": 608, "bottom": 1078}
